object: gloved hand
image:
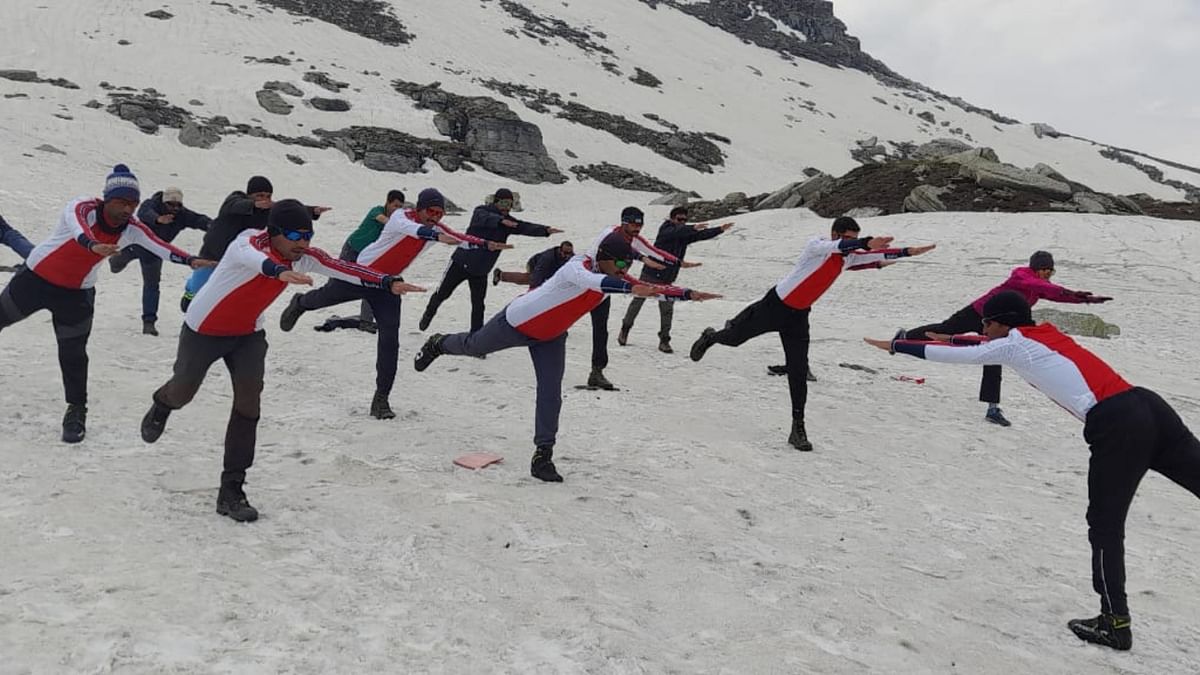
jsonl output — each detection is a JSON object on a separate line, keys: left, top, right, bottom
{"left": 1086, "top": 296, "right": 1113, "bottom": 303}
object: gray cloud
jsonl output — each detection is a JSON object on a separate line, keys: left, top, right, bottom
{"left": 836, "top": 0, "right": 1200, "bottom": 166}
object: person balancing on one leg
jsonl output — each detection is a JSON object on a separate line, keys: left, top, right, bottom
{"left": 865, "top": 290, "right": 1200, "bottom": 651}
{"left": 0, "top": 164, "right": 214, "bottom": 443}
{"left": 413, "top": 229, "right": 720, "bottom": 482}
{"left": 897, "top": 250, "right": 1111, "bottom": 427}
{"left": 140, "top": 200, "right": 423, "bottom": 522}
{"left": 690, "top": 216, "right": 935, "bottom": 452}
{"left": 278, "top": 188, "right": 510, "bottom": 419}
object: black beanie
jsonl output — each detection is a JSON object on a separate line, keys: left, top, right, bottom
{"left": 494, "top": 188, "right": 514, "bottom": 201}
{"left": 1029, "top": 250, "right": 1055, "bottom": 271}
{"left": 832, "top": 216, "right": 860, "bottom": 233}
{"left": 247, "top": 175, "right": 273, "bottom": 195}
{"left": 416, "top": 188, "right": 446, "bottom": 211}
{"left": 620, "top": 206, "right": 644, "bottom": 224}
{"left": 267, "top": 199, "right": 313, "bottom": 234}
{"left": 981, "top": 290, "right": 1034, "bottom": 327}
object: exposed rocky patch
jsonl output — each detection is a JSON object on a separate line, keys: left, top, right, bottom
{"left": 106, "top": 91, "right": 194, "bottom": 133}
{"left": 303, "top": 71, "right": 348, "bottom": 93}
{"left": 255, "top": 89, "right": 294, "bottom": 115}
{"left": 286, "top": 154, "right": 306, "bottom": 165}
{"left": 568, "top": 163, "right": 680, "bottom": 193}
{"left": 392, "top": 80, "right": 566, "bottom": 184}
{"left": 178, "top": 121, "right": 222, "bottom": 149}
{"left": 145, "top": 9, "right": 174, "bottom": 20}
{"left": 314, "top": 126, "right": 468, "bottom": 173}
{"left": 629, "top": 67, "right": 663, "bottom": 89}
{"left": 1099, "top": 148, "right": 1200, "bottom": 203}
{"left": 0, "top": 69, "right": 80, "bottom": 90}
{"left": 244, "top": 55, "right": 292, "bottom": 66}
{"left": 264, "top": 80, "right": 304, "bottom": 97}
{"left": 35, "top": 144, "right": 66, "bottom": 155}
{"left": 309, "top": 97, "right": 351, "bottom": 112}
{"left": 498, "top": 0, "right": 611, "bottom": 55}
{"left": 1032, "top": 308, "right": 1120, "bottom": 339}
{"left": 480, "top": 79, "right": 725, "bottom": 173}
{"left": 254, "top": 0, "right": 413, "bottom": 46}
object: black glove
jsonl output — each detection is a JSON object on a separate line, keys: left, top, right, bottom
{"left": 1086, "top": 296, "right": 1113, "bottom": 304}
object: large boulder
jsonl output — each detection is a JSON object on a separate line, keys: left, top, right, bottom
{"left": 1031, "top": 123, "right": 1061, "bottom": 139}
{"left": 971, "top": 163, "right": 1073, "bottom": 199}
{"left": 940, "top": 147, "right": 1001, "bottom": 166}
{"left": 255, "top": 89, "right": 293, "bottom": 115}
{"left": 309, "top": 97, "right": 351, "bottom": 112}
{"left": 1032, "top": 163, "right": 1070, "bottom": 184}
{"left": 903, "top": 185, "right": 948, "bottom": 212}
{"left": 178, "top": 121, "right": 221, "bottom": 149}
{"left": 1071, "top": 192, "right": 1109, "bottom": 214}
{"left": 1032, "top": 308, "right": 1120, "bottom": 339}
{"left": 465, "top": 117, "right": 566, "bottom": 184}
{"left": 914, "top": 138, "right": 972, "bottom": 160}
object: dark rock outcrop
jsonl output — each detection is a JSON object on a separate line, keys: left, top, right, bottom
{"left": 0, "top": 69, "right": 80, "bottom": 90}
{"left": 145, "top": 9, "right": 173, "bottom": 19}
{"left": 178, "top": 121, "right": 222, "bottom": 149}
{"left": 255, "top": 89, "right": 294, "bottom": 115}
{"left": 254, "top": 0, "right": 413, "bottom": 45}
{"left": 498, "top": 0, "right": 612, "bottom": 55}
{"left": 264, "top": 81, "right": 304, "bottom": 97}
{"left": 303, "top": 71, "right": 348, "bottom": 93}
{"left": 569, "top": 163, "right": 680, "bottom": 193}
{"left": 309, "top": 97, "right": 351, "bottom": 112}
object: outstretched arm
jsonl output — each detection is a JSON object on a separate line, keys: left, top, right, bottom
{"left": 122, "top": 220, "right": 213, "bottom": 268}
{"left": 864, "top": 333, "right": 1019, "bottom": 366}
{"left": 846, "top": 244, "right": 936, "bottom": 271}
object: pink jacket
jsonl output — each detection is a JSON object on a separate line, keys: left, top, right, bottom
{"left": 971, "top": 266, "right": 1086, "bottom": 314}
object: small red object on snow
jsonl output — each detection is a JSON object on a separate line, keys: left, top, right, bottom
{"left": 453, "top": 452, "right": 504, "bottom": 470}
{"left": 893, "top": 375, "right": 926, "bottom": 384}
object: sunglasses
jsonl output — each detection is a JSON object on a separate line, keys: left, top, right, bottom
{"left": 282, "top": 229, "right": 314, "bottom": 241}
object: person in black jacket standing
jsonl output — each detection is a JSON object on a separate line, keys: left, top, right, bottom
{"left": 110, "top": 187, "right": 211, "bottom": 335}
{"left": 618, "top": 206, "right": 732, "bottom": 353}
{"left": 418, "top": 188, "right": 562, "bottom": 333}
{"left": 179, "top": 176, "right": 329, "bottom": 311}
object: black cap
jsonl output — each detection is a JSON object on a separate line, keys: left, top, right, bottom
{"left": 416, "top": 188, "right": 445, "bottom": 211}
{"left": 596, "top": 231, "right": 634, "bottom": 263}
{"left": 981, "top": 290, "right": 1034, "bottom": 327}
{"left": 669, "top": 206, "right": 689, "bottom": 219}
{"left": 494, "top": 188, "right": 514, "bottom": 201}
{"left": 1029, "top": 250, "right": 1054, "bottom": 271}
{"left": 620, "top": 206, "right": 644, "bottom": 224}
{"left": 247, "top": 175, "right": 273, "bottom": 195}
{"left": 267, "top": 199, "right": 313, "bottom": 234}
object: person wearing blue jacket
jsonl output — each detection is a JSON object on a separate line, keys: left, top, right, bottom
{"left": 418, "top": 188, "right": 562, "bottom": 333}
{"left": 110, "top": 187, "right": 211, "bottom": 335}
{"left": 0, "top": 213, "right": 35, "bottom": 270}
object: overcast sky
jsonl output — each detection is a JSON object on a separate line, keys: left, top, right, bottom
{"left": 834, "top": 0, "right": 1200, "bottom": 167}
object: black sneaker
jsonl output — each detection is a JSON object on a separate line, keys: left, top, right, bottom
{"left": 370, "top": 391, "right": 396, "bottom": 420}
{"left": 109, "top": 254, "right": 130, "bottom": 274}
{"left": 142, "top": 320, "right": 158, "bottom": 336}
{"left": 140, "top": 400, "right": 171, "bottom": 443}
{"left": 491, "top": 268, "right": 502, "bottom": 286}
{"left": 767, "top": 364, "right": 788, "bottom": 376}
{"left": 985, "top": 407, "right": 1012, "bottom": 427}
{"left": 1068, "top": 614, "right": 1132, "bottom": 651}
{"left": 531, "top": 446, "right": 563, "bottom": 482}
{"left": 617, "top": 326, "right": 629, "bottom": 346}
{"left": 414, "top": 333, "right": 445, "bottom": 372}
{"left": 657, "top": 340, "right": 673, "bottom": 354}
{"left": 690, "top": 327, "right": 717, "bottom": 362}
{"left": 587, "top": 368, "right": 615, "bottom": 390}
{"left": 62, "top": 404, "right": 87, "bottom": 443}
{"left": 418, "top": 311, "right": 433, "bottom": 331}
{"left": 806, "top": 368, "right": 817, "bottom": 382}
{"left": 788, "top": 420, "right": 813, "bottom": 452}
{"left": 357, "top": 319, "right": 378, "bottom": 334}
{"left": 216, "top": 481, "right": 259, "bottom": 522}
{"left": 280, "top": 294, "right": 305, "bottom": 332}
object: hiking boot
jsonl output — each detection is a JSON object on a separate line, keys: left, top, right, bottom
{"left": 140, "top": 400, "right": 171, "bottom": 443}
{"left": 658, "top": 339, "right": 673, "bottom": 354}
{"left": 357, "top": 319, "right": 378, "bottom": 334}
{"left": 418, "top": 311, "right": 433, "bottom": 331}
{"left": 109, "top": 254, "right": 130, "bottom": 274}
{"left": 279, "top": 294, "right": 305, "bottom": 332}
{"left": 1068, "top": 614, "right": 1132, "bottom": 651}
{"left": 690, "top": 327, "right": 717, "bottom": 362}
{"left": 492, "top": 268, "right": 502, "bottom": 286}
{"left": 587, "top": 368, "right": 615, "bottom": 390}
{"left": 767, "top": 364, "right": 788, "bottom": 376}
{"left": 62, "top": 404, "right": 87, "bottom": 444}
{"left": 142, "top": 320, "right": 158, "bottom": 336}
{"left": 617, "top": 325, "right": 630, "bottom": 346}
{"left": 180, "top": 292, "right": 193, "bottom": 313}
{"left": 370, "top": 391, "right": 396, "bottom": 420}
{"left": 807, "top": 367, "right": 817, "bottom": 382}
{"left": 531, "top": 446, "right": 563, "bottom": 483}
{"left": 414, "top": 333, "right": 445, "bottom": 372}
{"left": 216, "top": 481, "right": 259, "bottom": 523}
{"left": 985, "top": 407, "right": 1012, "bottom": 427}
{"left": 788, "top": 419, "right": 813, "bottom": 452}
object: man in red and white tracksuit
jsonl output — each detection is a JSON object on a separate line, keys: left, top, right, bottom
{"left": 868, "top": 290, "right": 1200, "bottom": 651}
{"left": 278, "top": 188, "right": 504, "bottom": 420}
{"left": 139, "top": 200, "right": 423, "bottom": 522}
{"left": 690, "top": 216, "right": 935, "bottom": 451}
{"left": 413, "top": 229, "right": 720, "bottom": 482}
{"left": 0, "top": 164, "right": 212, "bottom": 443}
{"left": 581, "top": 206, "right": 686, "bottom": 390}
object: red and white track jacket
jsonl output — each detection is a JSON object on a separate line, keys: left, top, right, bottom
{"left": 356, "top": 209, "right": 485, "bottom": 276}
{"left": 26, "top": 197, "right": 194, "bottom": 289}
{"left": 185, "top": 231, "right": 390, "bottom": 337}
{"left": 775, "top": 237, "right": 911, "bottom": 310}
